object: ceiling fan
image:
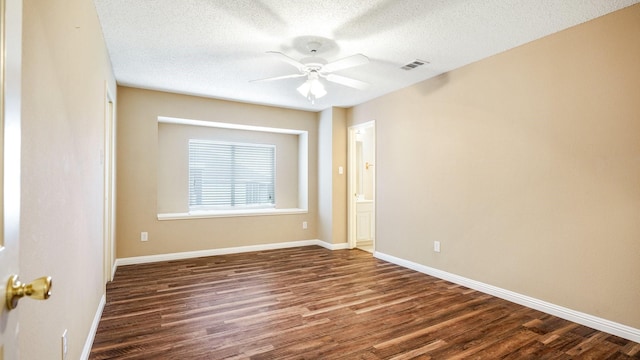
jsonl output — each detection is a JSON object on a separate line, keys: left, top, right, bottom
{"left": 251, "top": 42, "right": 370, "bottom": 104}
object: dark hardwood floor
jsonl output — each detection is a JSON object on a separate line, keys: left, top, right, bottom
{"left": 90, "top": 246, "right": 640, "bottom": 359}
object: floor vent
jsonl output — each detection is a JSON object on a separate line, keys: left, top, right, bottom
{"left": 401, "top": 59, "right": 429, "bottom": 70}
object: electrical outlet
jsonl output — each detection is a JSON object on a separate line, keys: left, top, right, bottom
{"left": 434, "top": 241, "right": 441, "bottom": 253}
{"left": 302, "top": 221, "right": 308, "bottom": 230}
{"left": 141, "top": 232, "right": 148, "bottom": 242}
{"left": 61, "top": 329, "right": 68, "bottom": 360}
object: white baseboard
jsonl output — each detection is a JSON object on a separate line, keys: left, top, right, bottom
{"left": 374, "top": 251, "right": 640, "bottom": 343}
{"left": 115, "top": 239, "right": 347, "bottom": 267}
{"left": 81, "top": 294, "right": 106, "bottom": 360}
{"left": 324, "top": 241, "right": 350, "bottom": 250}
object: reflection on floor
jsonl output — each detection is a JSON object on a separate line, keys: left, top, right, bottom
{"left": 356, "top": 240, "right": 374, "bottom": 253}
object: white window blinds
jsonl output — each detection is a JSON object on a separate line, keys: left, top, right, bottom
{"left": 189, "top": 140, "right": 275, "bottom": 209}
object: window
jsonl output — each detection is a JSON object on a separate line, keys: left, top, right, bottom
{"left": 188, "top": 140, "right": 275, "bottom": 210}
{"left": 156, "top": 116, "right": 308, "bottom": 220}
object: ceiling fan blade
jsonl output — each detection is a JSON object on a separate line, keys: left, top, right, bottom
{"left": 250, "top": 73, "right": 306, "bottom": 83}
{"left": 326, "top": 74, "right": 370, "bottom": 90}
{"left": 267, "top": 51, "right": 306, "bottom": 72}
{"left": 322, "top": 54, "right": 369, "bottom": 73}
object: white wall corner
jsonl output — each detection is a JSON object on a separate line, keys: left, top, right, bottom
{"left": 315, "top": 240, "right": 349, "bottom": 250}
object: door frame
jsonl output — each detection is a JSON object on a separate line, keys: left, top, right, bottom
{"left": 347, "top": 120, "right": 375, "bottom": 250}
{"left": 0, "top": 0, "right": 23, "bottom": 357}
{"left": 103, "top": 83, "right": 116, "bottom": 284}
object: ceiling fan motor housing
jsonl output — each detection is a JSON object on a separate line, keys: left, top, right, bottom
{"left": 301, "top": 57, "right": 327, "bottom": 72}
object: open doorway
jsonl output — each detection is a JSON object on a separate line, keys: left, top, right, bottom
{"left": 348, "top": 121, "right": 375, "bottom": 253}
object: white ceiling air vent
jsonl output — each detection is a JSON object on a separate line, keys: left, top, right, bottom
{"left": 401, "top": 59, "right": 429, "bottom": 70}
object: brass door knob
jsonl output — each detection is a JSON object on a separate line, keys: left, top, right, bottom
{"left": 6, "top": 275, "right": 52, "bottom": 310}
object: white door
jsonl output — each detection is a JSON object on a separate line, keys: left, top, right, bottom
{"left": 0, "top": 0, "right": 23, "bottom": 358}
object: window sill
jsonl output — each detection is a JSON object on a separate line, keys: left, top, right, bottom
{"left": 157, "top": 208, "right": 308, "bottom": 220}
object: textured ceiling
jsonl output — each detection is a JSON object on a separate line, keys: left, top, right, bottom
{"left": 94, "top": 0, "right": 639, "bottom": 111}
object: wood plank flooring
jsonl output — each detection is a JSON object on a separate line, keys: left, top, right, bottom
{"left": 90, "top": 246, "right": 640, "bottom": 359}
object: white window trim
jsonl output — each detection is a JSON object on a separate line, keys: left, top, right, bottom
{"left": 157, "top": 116, "right": 309, "bottom": 219}
{"left": 158, "top": 208, "right": 308, "bottom": 221}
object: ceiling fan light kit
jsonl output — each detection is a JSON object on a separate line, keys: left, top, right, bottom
{"left": 296, "top": 71, "right": 327, "bottom": 104}
{"left": 251, "top": 41, "right": 371, "bottom": 104}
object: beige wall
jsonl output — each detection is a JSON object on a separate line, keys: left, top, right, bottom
{"left": 117, "top": 87, "right": 318, "bottom": 257}
{"left": 20, "top": 0, "right": 117, "bottom": 358}
{"left": 331, "top": 108, "right": 348, "bottom": 245}
{"left": 348, "top": 5, "right": 640, "bottom": 329}
{"left": 318, "top": 109, "right": 333, "bottom": 243}
{"left": 318, "top": 108, "right": 348, "bottom": 245}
